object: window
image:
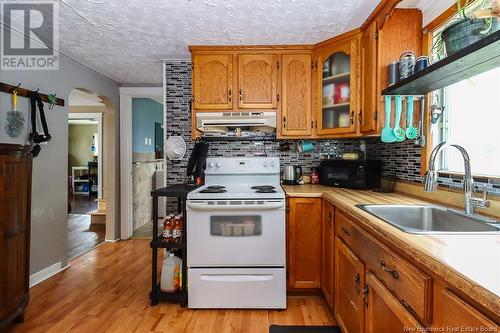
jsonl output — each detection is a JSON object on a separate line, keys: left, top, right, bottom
{"left": 430, "top": 0, "right": 500, "bottom": 177}
{"left": 431, "top": 67, "right": 500, "bottom": 177}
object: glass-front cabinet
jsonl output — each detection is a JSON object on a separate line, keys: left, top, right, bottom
{"left": 317, "top": 38, "right": 359, "bottom": 135}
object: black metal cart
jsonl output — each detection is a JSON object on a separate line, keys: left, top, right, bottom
{"left": 150, "top": 184, "right": 198, "bottom": 307}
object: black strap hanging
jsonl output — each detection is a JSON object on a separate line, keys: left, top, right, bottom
{"left": 29, "top": 91, "right": 52, "bottom": 157}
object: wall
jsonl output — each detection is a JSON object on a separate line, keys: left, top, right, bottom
{"left": 68, "top": 124, "right": 97, "bottom": 174}
{"left": 132, "top": 98, "right": 163, "bottom": 153}
{"left": 0, "top": 53, "right": 120, "bottom": 276}
{"left": 164, "top": 61, "right": 361, "bottom": 188}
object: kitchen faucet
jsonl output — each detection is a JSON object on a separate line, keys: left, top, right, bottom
{"left": 424, "top": 142, "right": 490, "bottom": 215}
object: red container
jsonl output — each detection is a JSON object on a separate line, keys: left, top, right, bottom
{"left": 334, "top": 83, "right": 350, "bottom": 104}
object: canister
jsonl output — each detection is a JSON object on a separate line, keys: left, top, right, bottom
{"left": 399, "top": 51, "right": 416, "bottom": 80}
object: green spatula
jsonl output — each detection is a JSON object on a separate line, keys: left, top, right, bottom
{"left": 405, "top": 96, "right": 418, "bottom": 139}
{"left": 393, "top": 95, "right": 405, "bottom": 142}
{"left": 381, "top": 95, "right": 397, "bottom": 143}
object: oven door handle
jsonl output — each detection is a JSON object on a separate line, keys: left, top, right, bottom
{"left": 187, "top": 201, "right": 284, "bottom": 211}
{"left": 200, "top": 274, "right": 274, "bottom": 282}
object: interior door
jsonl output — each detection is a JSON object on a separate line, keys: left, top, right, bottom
{"left": 316, "top": 38, "right": 359, "bottom": 135}
{"left": 335, "top": 237, "right": 365, "bottom": 333}
{"left": 281, "top": 53, "right": 312, "bottom": 136}
{"left": 238, "top": 54, "right": 278, "bottom": 109}
{"left": 365, "top": 272, "right": 421, "bottom": 333}
{"left": 192, "top": 54, "right": 234, "bottom": 110}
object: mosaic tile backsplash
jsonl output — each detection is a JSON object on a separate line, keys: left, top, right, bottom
{"left": 164, "top": 61, "right": 499, "bottom": 197}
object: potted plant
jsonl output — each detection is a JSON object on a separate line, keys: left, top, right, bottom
{"left": 432, "top": 0, "right": 499, "bottom": 60}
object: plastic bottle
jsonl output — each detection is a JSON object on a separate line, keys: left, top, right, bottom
{"left": 311, "top": 167, "right": 320, "bottom": 185}
{"left": 160, "top": 251, "right": 182, "bottom": 292}
{"left": 162, "top": 214, "right": 174, "bottom": 241}
{"left": 172, "top": 216, "right": 183, "bottom": 242}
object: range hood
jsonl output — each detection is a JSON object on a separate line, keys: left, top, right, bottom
{"left": 195, "top": 112, "right": 276, "bottom": 139}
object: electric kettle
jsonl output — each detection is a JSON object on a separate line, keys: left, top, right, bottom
{"left": 282, "top": 165, "right": 303, "bottom": 185}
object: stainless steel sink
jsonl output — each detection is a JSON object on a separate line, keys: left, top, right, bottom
{"left": 356, "top": 204, "right": 500, "bottom": 234}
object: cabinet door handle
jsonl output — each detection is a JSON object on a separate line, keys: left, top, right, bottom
{"left": 283, "top": 117, "right": 286, "bottom": 129}
{"left": 239, "top": 89, "right": 243, "bottom": 100}
{"left": 354, "top": 272, "right": 361, "bottom": 295}
{"left": 362, "top": 285, "right": 369, "bottom": 308}
{"left": 380, "top": 259, "right": 399, "bottom": 279}
{"left": 358, "top": 111, "right": 362, "bottom": 125}
{"left": 228, "top": 88, "right": 232, "bottom": 102}
{"left": 340, "top": 226, "right": 350, "bottom": 236}
{"left": 350, "top": 111, "right": 354, "bottom": 125}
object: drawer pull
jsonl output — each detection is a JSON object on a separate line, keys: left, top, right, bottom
{"left": 380, "top": 259, "right": 399, "bottom": 279}
{"left": 354, "top": 272, "right": 361, "bottom": 295}
{"left": 340, "top": 226, "right": 350, "bottom": 236}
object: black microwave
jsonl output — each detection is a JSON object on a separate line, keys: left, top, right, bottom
{"left": 319, "top": 160, "right": 381, "bottom": 189}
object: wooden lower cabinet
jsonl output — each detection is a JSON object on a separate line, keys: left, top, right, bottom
{"left": 433, "top": 287, "right": 498, "bottom": 331}
{"left": 321, "top": 200, "right": 335, "bottom": 308}
{"left": 335, "top": 237, "right": 365, "bottom": 333}
{"left": 364, "top": 272, "right": 421, "bottom": 333}
{"left": 287, "top": 197, "right": 322, "bottom": 289}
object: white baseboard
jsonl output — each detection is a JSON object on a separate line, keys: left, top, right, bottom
{"left": 29, "top": 262, "right": 70, "bottom": 287}
{"left": 105, "top": 238, "right": 120, "bottom": 242}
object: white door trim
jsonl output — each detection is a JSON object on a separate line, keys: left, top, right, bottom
{"left": 68, "top": 112, "right": 103, "bottom": 199}
{"left": 119, "top": 86, "right": 164, "bottom": 240}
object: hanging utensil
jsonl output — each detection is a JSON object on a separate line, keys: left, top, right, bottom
{"left": 393, "top": 95, "right": 406, "bottom": 142}
{"left": 405, "top": 96, "right": 419, "bottom": 139}
{"left": 381, "top": 96, "right": 397, "bottom": 143}
{"left": 416, "top": 96, "right": 426, "bottom": 147}
{"left": 5, "top": 89, "right": 25, "bottom": 138}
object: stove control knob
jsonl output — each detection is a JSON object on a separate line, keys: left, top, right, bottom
{"left": 208, "top": 162, "right": 215, "bottom": 168}
{"left": 270, "top": 161, "right": 275, "bottom": 168}
{"left": 215, "top": 162, "right": 221, "bottom": 168}
{"left": 263, "top": 161, "right": 268, "bottom": 167}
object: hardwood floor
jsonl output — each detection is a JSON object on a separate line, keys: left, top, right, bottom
{"left": 67, "top": 214, "right": 105, "bottom": 260}
{"left": 69, "top": 194, "right": 97, "bottom": 214}
{"left": 9, "top": 240, "right": 335, "bottom": 333}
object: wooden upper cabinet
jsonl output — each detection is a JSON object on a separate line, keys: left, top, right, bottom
{"left": 335, "top": 237, "right": 365, "bottom": 333}
{"left": 321, "top": 200, "right": 335, "bottom": 309}
{"left": 287, "top": 197, "right": 322, "bottom": 289}
{"left": 192, "top": 54, "right": 234, "bottom": 110}
{"left": 238, "top": 54, "right": 278, "bottom": 109}
{"left": 316, "top": 37, "right": 359, "bottom": 136}
{"left": 280, "top": 53, "right": 313, "bottom": 137}
{"left": 360, "top": 20, "right": 378, "bottom": 133}
{"left": 365, "top": 272, "right": 421, "bottom": 333}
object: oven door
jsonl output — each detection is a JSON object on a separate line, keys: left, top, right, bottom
{"left": 186, "top": 199, "right": 285, "bottom": 267}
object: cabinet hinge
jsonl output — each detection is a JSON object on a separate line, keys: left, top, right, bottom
{"left": 277, "top": 61, "right": 280, "bottom": 69}
{"left": 191, "top": 63, "right": 194, "bottom": 70}
{"left": 315, "top": 120, "right": 318, "bottom": 128}
{"left": 311, "top": 61, "right": 315, "bottom": 69}
{"left": 374, "top": 31, "right": 379, "bottom": 40}
{"left": 311, "top": 121, "right": 314, "bottom": 129}
{"left": 373, "top": 112, "right": 378, "bottom": 120}
{"left": 315, "top": 60, "right": 318, "bottom": 69}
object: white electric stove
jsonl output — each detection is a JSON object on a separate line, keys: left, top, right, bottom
{"left": 186, "top": 157, "right": 286, "bottom": 309}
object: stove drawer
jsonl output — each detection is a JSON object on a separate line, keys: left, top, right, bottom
{"left": 187, "top": 208, "right": 285, "bottom": 266}
{"left": 188, "top": 268, "right": 286, "bottom": 309}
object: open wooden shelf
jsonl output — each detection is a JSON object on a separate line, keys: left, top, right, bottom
{"left": 382, "top": 29, "right": 500, "bottom": 96}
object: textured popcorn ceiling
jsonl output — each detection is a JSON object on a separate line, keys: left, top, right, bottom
{"left": 52, "top": 0, "right": 383, "bottom": 84}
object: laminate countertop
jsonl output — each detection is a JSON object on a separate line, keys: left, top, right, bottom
{"left": 282, "top": 184, "right": 500, "bottom": 315}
